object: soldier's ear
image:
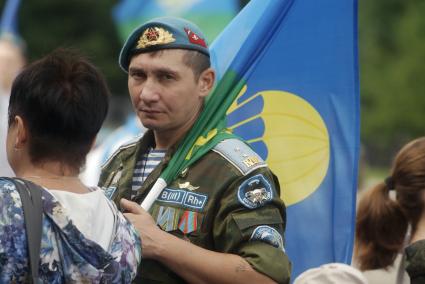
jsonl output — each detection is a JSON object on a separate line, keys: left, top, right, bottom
{"left": 198, "top": 68, "right": 215, "bottom": 98}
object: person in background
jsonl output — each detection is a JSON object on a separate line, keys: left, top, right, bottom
{"left": 0, "top": 48, "right": 141, "bottom": 282}
{"left": 99, "top": 17, "right": 291, "bottom": 283}
{"left": 293, "top": 263, "right": 367, "bottom": 284}
{"left": 355, "top": 137, "right": 425, "bottom": 284}
{"left": 0, "top": 33, "right": 25, "bottom": 176}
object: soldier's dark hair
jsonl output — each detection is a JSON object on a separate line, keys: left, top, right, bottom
{"left": 8, "top": 48, "right": 109, "bottom": 170}
{"left": 355, "top": 137, "right": 425, "bottom": 270}
{"left": 142, "top": 49, "right": 210, "bottom": 81}
{"left": 182, "top": 50, "right": 211, "bottom": 81}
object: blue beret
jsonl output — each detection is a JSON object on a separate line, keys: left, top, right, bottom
{"left": 119, "top": 17, "right": 210, "bottom": 72}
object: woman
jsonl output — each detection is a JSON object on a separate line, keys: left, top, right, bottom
{"left": 355, "top": 137, "right": 425, "bottom": 284}
{"left": 0, "top": 49, "right": 141, "bottom": 283}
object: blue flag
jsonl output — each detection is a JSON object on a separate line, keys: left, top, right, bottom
{"left": 211, "top": 0, "right": 359, "bottom": 278}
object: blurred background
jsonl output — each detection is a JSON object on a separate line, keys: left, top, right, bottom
{"left": 0, "top": 0, "right": 424, "bottom": 187}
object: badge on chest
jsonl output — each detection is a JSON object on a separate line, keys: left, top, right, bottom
{"left": 151, "top": 184, "right": 207, "bottom": 234}
{"left": 153, "top": 206, "right": 199, "bottom": 234}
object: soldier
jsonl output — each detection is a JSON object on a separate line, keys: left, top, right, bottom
{"left": 99, "top": 17, "right": 291, "bottom": 284}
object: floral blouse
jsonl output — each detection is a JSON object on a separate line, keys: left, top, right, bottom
{"left": 0, "top": 178, "right": 141, "bottom": 283}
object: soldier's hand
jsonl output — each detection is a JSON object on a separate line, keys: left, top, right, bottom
{"left": 121, "top": 198, "right": 164, "bottom": 259}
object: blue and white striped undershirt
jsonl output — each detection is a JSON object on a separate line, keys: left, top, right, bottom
{"left": 131, "top": 148, "right": 166, "bottom": 197}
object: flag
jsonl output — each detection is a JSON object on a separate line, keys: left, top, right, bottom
{"left": 0, "top": 0, "right": 21, "bottom": 35}
{"left": 213, "top": 0, "right": 359, "bottom": 278}
{"left": 141, "top": 0, "right": 359, "bottom": 279}
{"left": 112, "top": 0, "right": 239, "bottom": 43}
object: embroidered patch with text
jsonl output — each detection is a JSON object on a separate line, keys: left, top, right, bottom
{"left": 157, "top": 188, "right": 208, "bottom": 210}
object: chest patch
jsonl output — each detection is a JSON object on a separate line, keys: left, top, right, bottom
{"left": 250, "top": 225, "right": 285, "bottom": 252}
{"left": 237, "top": 174, "right": 273, "bottom": 209}
{"left": 157, "top": 188, "right": 208, "bottom": 210}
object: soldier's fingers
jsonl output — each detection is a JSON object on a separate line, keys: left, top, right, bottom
{"left": 120, "top": 198, "right": 143, "bottom": 214}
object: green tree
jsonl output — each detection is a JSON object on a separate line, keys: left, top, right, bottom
{"left": 359, "top": 0, "right": 425, "bottom": 165}
{"left": 1, "top": 0, "right": 127, "bottom": 97}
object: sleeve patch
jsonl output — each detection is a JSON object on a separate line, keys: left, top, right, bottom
{"left": 212, "top": 138, "right": 266, "bottom": 176}
{"left": 250, "top": 225, "right": 285, "bottom": 252}
{"left": 237, "top": 174, "right": 273, "bottom": 209}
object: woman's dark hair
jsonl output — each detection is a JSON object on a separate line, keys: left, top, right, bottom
{"left": 355, "top": 137, "right": 425, "bottom": 270}
{"left": 8, "top": 48, "right": 109, "bottom": 170}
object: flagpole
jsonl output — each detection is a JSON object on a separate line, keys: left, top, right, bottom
{"left": 140, "top": 178, "right": 167, "bottom": 210}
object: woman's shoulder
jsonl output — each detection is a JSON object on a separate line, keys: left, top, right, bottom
{"left": 0, "top": 178, "right": 26, "bottom": 241}
{"left": 0, "top": 178, "right": 29, "bottom": 282}
{"left": 0, "top": 178, "right": 22, "bottom": 208}
{"left": 0, "top": 177, "right": 17, "bottom": 190}
{"left": 87, "top": 186, "right": 142, "bottom": 280}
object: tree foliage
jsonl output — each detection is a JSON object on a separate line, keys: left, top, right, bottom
{"left": 359, "top": 0, "right": 425, "bottom": 165}
{"left": 1, "top": 0, "right": 127, "bottom": 96}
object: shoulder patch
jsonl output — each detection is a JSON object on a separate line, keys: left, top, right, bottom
{"left": 101, "top": 134, "right": 142, "bottom": 169}
{"left": 212, "top": 138, "right": 266, "bottom": 175}
{"left": 237, "top": 174, "right": 273, "bottom": 209}
{"left": 250, "top": 225, "right": 285, "bottom": 252}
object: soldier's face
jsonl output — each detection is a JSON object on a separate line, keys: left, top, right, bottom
{"left": 128, "top": 50, "right": 209, "bottom": 136}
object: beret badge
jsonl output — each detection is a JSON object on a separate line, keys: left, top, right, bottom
{"left": 136, "top": 27, "right": 176, "bottom": 49}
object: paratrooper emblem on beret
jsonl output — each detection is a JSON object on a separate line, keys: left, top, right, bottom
{"left": 136, "top": 26, "right": 176, "bottom": 49}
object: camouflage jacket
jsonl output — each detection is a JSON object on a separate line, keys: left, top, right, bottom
{"left": 405, "top": 239, "right": 425, "bottom": 284}
{"left": 99, "top": 130, "right": 291, "bottom": 284}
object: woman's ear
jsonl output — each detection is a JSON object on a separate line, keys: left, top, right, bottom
{"left": 198, "top": 68, "right": 215, "bottom": 98}
{"left": 14, "top": 115, "right": 27, "bottom": 149}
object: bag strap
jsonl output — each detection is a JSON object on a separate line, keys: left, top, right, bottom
{"left": 10, "top": 178, "right": 43, "bottom": 283}
{"left": 396, "top": 253, "right": 407, "bottom": 284}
